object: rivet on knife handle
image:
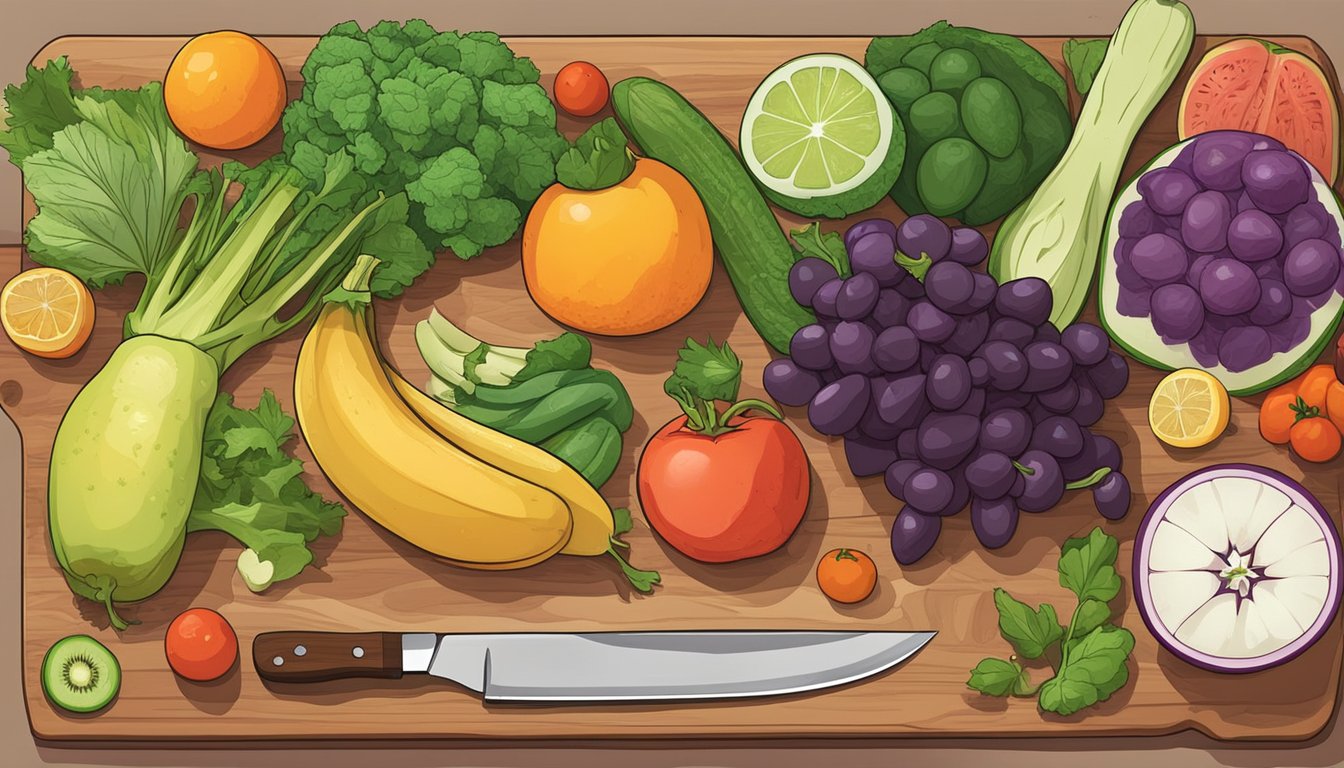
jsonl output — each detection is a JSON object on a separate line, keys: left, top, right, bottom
{"left": 253, "top": 632, "right": 402, "bottom": 683}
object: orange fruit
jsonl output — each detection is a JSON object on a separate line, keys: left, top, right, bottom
{"left": 522, "top": 158, "right": 712, "bottom": 336}
{"left": 164, "top": 31, "right": 286, "bottom": 150}
{"left": 816, "top": 548, "right": 878, "bottom": 604}
{"left": 1, "top": 268, "right": 95, "bottom": 358}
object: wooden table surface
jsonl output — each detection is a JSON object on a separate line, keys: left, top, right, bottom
{"left": 4, "top": 33, "right": 1343, "bottom": 745}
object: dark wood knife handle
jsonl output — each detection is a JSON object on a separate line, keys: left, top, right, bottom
{"left": 253, "top": 632, "right": 402, "bottom": 684}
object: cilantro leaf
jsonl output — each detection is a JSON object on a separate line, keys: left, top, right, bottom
{"left": 0, "top": 57, "right": 83, "bottom": 165}
{"left": 187, "top": 390, "right": 345, "bottom": 592}
{"left": 790, "top": 223, "right": 852, "bottom": 276}
{"left": 993, "top": 588, "right": 1064, "bottom": 659}
{"left": 967, "top": 658, "right": 1034, "bottom": 697}
{"left": 555, "top": 118, "right": 635, "bottom": 190}
{"left": 1037, "top": 626, "right": 1134, "bottom": 716}
{"left": 1070, "top": 598, "right": 1113, "bottom": 639}
{"left": 1063, "top": 38, "right": 1109, "bottom": 96}
{"left": 666, "top": 337, "right": 742, "bottom": 404}
{"left": 1059, "top": 527, "right": 1122, "bottom": 603}
{"left": 514, "top": 333, "right": 593, "bottom": 382}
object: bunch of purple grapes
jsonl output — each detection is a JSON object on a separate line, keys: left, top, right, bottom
{"left": 1115, "top": 130, "right": 1344, "bottom": 373}
{"left": 763, "top": 214, "right": 1133, "bottom": 565}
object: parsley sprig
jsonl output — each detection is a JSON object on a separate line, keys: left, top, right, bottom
{"left": 664, "top": 337, "right": 782, "bottom": 436}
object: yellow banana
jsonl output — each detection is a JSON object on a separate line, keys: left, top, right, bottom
{"left": 295, "top": 256, "right": 573, "bottom": 569}
{"left": 386, "top": 365, "right": 614, "bottom": 555}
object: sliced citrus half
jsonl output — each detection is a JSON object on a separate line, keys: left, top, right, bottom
{"left": 1, "top": 267, "right": 95, "bottom": 358}
{"left": 740, "top": 53, "right": 905, "bottom": 218}
{"left": 1148, "top": 368, "right": 1231, "bottom": 448}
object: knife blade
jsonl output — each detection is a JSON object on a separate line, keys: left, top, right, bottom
{"left": 253, "top": 630, "right": 934, "bottom": 702}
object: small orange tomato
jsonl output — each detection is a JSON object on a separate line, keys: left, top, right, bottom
{"left": 816, "top": 548, "right": 877, "bottom": 604}
{"left": 1290, "top": 416, "right": 1342, "bottom": 463}
{"left": 554, "top": 61, "right": 609, "bottom": 117}
{"left": 1260, "top": 383, "right": 1300, "bottom": 444}
{"left": 1297, "top": 364, "right": 1337, "bottom": 409}
{"left": 1326, "top": 381, "right": 1344, "bottom": 435}
{"left": 165, "top": 608, "right": 239, "bottom": 682}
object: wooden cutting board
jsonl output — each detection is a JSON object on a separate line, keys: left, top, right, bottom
{"left": 6, "top": 33, "right": 1344, "bottom": 746}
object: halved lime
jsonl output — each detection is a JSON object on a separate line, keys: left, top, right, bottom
{"left": 741, "top": 53, "right": 905, "bottom": 218}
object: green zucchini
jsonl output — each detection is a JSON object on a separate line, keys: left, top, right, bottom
{"left": 611, "top": 77, "right": 814, "bottom": 354}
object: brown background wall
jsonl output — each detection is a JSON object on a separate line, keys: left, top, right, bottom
{"left": 3, "top": 0, "right": 1344, "bottom": 766}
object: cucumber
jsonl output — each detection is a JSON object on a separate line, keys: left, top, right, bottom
{"left": 611, "top": 77, "right": 814, "bottom": 354}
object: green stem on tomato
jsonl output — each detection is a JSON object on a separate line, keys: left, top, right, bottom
{"left": 676, "top": 397, "right": 783, "bottom": 438}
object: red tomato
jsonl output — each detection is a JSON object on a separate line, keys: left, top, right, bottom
{"left": 165, "top": 608, "right": 238, "bottom": 682}
{"left": 637, "top": 415, "right": 809, "bottom": 563}
{"left": 554, "top": 61, "right": 609, "bottom": 117}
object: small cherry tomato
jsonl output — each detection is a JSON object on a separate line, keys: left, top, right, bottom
{"left": 165, "top": 608, "right": 238, "bottom": 682}
{"left": 554, "top": 61, "right": 609, "bottom": 117}
{"left": 1290, "top": 415, "right": 1342, "bottom": 463}
{"left": 1259, "top": 383, "right": 1300, "bottom": 445}
{"left": 1297, "top": 364, "right": 1337, "bottom": 409}
{"left": 816, "top": 548, "right": 878, "bottom": 604}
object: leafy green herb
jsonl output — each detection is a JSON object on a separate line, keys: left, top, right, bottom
{"left": 514, "top": 332, "right": 593, "bottom": 382}
{"left": 555, "top": 118, "right": 636, "bottom": 190}
{"left": 188, "top": 390, "right": 345, "bottom": 592}
{"left": 662, "top": 337, "right": 781, "bottom": 436}
{"left": 1063, "top": 38, "right": 1109, "bottom": 96}
{"left": 790, "top": 223, "right": 851, "bottom": 276}
{"left": 967, "top": 528, "right": 1135, "bottom": 716}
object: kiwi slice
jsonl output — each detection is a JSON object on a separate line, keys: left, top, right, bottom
{"left": 41, "top": 635, "right": 121, "bottom": 714}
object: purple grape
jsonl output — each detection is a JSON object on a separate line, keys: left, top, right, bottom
{"left": 1069, "top": 379, "right": 1103, "bottom": 427}
{"left": 848, "top": 232, "right": 906, "bottom": 288}
{"left": 1186, "top": 252, "right": 1215, "bottom": 287}
{"left": 904, "top": 466, "right": 955, "bottom": 514}
{"left": 1059, "top": 434, "right": 1106, "bottom": 482}
{"left": 1242, "top": 149, "right": 1310, "bottom": 214}
{"left": 844, "top": 434, "right": 899, "bottom": 478}
{"left": 1192, "top": 131, "right": 1253, "bottom": 190}
{"left": 980, "top": 408, "right": 1031, "bottom": 456}
{"left": 925, "top": 261, "right": 975, "bottom": 313}
{"left": 836, "top": 272, "right": 881, "bottom": 320}
{"left": 926, "top": 354, "right": 972, "bottom": 411}
{"left": 1033, "top": 323, "right": 1062, "bottom": 345}
{"left": 965, "top": 272, "right": 998, "bottom": 313}
{"left": 1283, "top": 238, "right": 1341, "bottom": 296}
{"left": 809, "top": 374, "right": 870, "bottom": 435}
{"left": 1092, "top": 471, "right": 1131, "bottom": 520}
{"left": 1253, "top": 257, "right": 1283, "bottom": 282}
{"left": 763, "top": 359, "right": 822, "bottom": 407}
{"left": 919, "top": 345, "right": 938, "bottom": 372}
{"left": 874, "top": 372, "right": 930, "bottom": 430}
{"left": 812, "top": 278, "right": 843, "bottom": 318}
{"left": 1022, "top": 342, "right": 1073, "bottom": 393}
{"left": 1088, "top": 352, "right": 1130, "bottom": 399}
{"left": 1249, "top": 279, "right": 1293, "bottom": 325}
{"left": 1227, "top": 209, "right": 1283, "bottom": 262}
{"left": 1283, "top": 203, "right": 1327, "bottom": 248}
{"left": 884, "top": 459, "right": 921, "bottom": 497}
{"left": 832, "top": 321, "right": 879, "bottom": 375}
{"left": 1236, "top": 191, "right": 1257, "bottom": 212}
{"left": 1150, "top": 283, "right": 1205, "bottom": 342}
{"left": 873, "top": 326, "right": 920, "bottom": 373}
{"left": 968, "top": 357, "right": 990, "bottom": 387}
{"left": 994, "top": 277, "right": 1053, "bottom": 326}
{"left": 897, "top": 429, "right": 919, "bottom": 459}
{"left": 845, "top": 218, "right": 898, "bottom": 252}
{"left": 789, "top": 258, "right": 839, "bottom": 307}
{"left": 872, "top": 289, "right": 912, "bottom": 327}
{"left": 1060, "top": 323, "right": 1109, "bottom": 366}
{"left": 987, "top": 317, "right": 1035, "bottom": 348}
{"left": 948, "top": 227, "right": 989, "bottom": 266}
{"left": 859, "top": 404, "right": 903, "bottom": 441}
{"left": 1218, "top": 325, "right": 1273, "bottom": 372}
{"left": 1093, "top": 434, "right": 1122, "bottom": 472}
{"left": 1199, "top": 257, "right": 1261, "bottom": 315}
{"left": 1008, "top": 472, "right": 1026, "bottom": 499}
{"left": 955, "top": 388, "right": 986, "bottom": 418}
{"left": 1117, "top": 286, "right": 1151, "bottom": 318}
{"left": 1030, "top": 415, "right": 1084, "bottom": 459}
{"left": 1118, "top": 200, "right": 1159, "bottom": 237}
{"left": 1138, "top": 166, "right": 1200, "bottom": 216}
{"left": 942, "top": 312, "right": 990, "bottom": 357}
{"left": 896, "top": 275, "right": 927, "bottom": 299}
{"left": 916, "top": 412, "right": 979, "bottom": 470}
{"left": 945, "top": 472, "right": 972, "bottom": 517}
{"left": 971, "top": 496, "right": 1019, "bottom": 549}
{"left": 1016, "top": 450, "right": 1063, "bottom": 512}
{"left": 1037, "top": 379, "right": 1080, "bottom": 413}
{"left": 965, "top": 451, "right": 1016, "bottom": 499}
{"left": 907, "top": 300, "right": 956, "bottom": 343}
{"left": 985, "top": 389, "right": 1032, "bottom": 412}
{"left": 1182, "top": 190, "right": 1232, "bottom": 253}
{"left": 897, "top": 214, "right": 952, "bottom": 261}
{"left": 790, "top": 324, "right": 833, "bottom": 370}
{"left": 979, "top": 339, "right": 1028, "bottom": 390}
{"left": 891, "top": 505, "right": 941, "bottom": 565}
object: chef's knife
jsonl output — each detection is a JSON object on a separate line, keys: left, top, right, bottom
{"left": 253, "top": 630, "right": 934, "bottom": 702}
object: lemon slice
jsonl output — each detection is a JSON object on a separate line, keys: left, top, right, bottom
{"left": 1, "top": 267, "right": 95, "bottom": 358}
{"left": 740, "top": 53, "right": 905, "bottom": 218}
{"left": 1148, "top": 368, "right": 1230, "bottom": 448}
